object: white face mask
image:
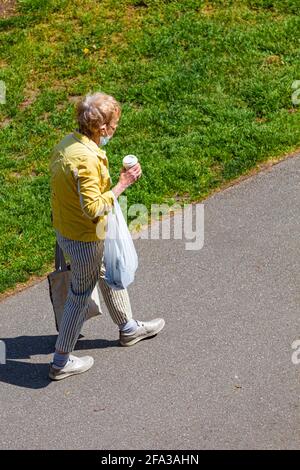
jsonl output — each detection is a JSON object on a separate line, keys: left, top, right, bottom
{"left": 99, "top": 135, "right": 110, "bottom": 146}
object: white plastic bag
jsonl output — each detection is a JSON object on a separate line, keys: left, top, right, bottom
{"left": 103, "top": 198, "right": 138, "bottom": 290}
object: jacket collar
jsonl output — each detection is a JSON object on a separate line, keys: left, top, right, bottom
{"left": 72, "top": 130, "right": 107, "bottom": 160}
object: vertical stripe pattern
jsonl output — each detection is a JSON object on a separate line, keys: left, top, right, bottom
{"left": 55, "top": 229, "right": 133, "bottom": 353}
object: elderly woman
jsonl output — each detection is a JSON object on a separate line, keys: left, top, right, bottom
{"left": 48, "top": 92, "right": 165, "bottom": 381}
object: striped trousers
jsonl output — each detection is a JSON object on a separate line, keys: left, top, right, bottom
{"left": 54, "top": 229, "right": 133, "bottom": 353}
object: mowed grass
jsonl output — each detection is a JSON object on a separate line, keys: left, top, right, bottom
{"left": 0, "top": 0, "right": 299, "bottom": 293}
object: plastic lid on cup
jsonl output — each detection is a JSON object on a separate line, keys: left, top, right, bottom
{"left": 123, "top": 155, "right": 138, "bottom": 169}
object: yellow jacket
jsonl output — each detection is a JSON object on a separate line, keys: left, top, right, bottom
{"left": 49, "top": 130, "right": 115, "bottom": 242}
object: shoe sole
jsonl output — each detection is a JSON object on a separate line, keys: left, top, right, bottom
{"left": 119, "top": 320, "right": 165, "bottom": 347}
{"left": 48, "top": 359, "right": 94, "bottom": 381}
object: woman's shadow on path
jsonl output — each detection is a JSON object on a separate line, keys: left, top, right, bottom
{"left": 0, "top": 334, "right": 119, "bottom": 390}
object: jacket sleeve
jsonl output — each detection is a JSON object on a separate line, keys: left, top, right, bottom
{"left": 73, "top": 156, "right": 115, "bottom": 220}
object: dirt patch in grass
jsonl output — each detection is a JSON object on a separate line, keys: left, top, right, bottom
{"left": 201, "top": 2, "right": 215, "bottom": 16}
{"left": 18, "top": 87, "right": 40, "bottom": 111}
{"left": 0, "top": 117, "right": 12, "bottom": 128}
{"left": 0, "top": 59, "right": 8, "bottom": 68}
{"left": 0, "top": 0, "right": 17, "bottom": 19}
{"left": 124, "top": 4, "right": 144, "bottom": 28}
{"left": 263, "top": 55, "right": 285, "bottom": 66}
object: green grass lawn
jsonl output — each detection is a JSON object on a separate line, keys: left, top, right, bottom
{"left": 0, "top": 0, "right": 299, "bottom": 294}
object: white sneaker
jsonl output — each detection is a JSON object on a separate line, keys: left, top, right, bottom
{"left": 48, "top": 354, "right": 94, "bottom": 381}
{"left": 119, "top": 318, "right": 165, "bottom": 347}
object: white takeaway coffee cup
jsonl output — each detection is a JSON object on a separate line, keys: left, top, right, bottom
{"left": 123, "top": 154, "right": 138, "bottom": 170}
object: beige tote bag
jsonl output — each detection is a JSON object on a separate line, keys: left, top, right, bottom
{"left": 47, "top": 241, "right": 103, "bottom": 332}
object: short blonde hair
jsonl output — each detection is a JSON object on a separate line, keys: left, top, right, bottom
{"left": 76, "top": 92, "right": 121, "bottom": 138}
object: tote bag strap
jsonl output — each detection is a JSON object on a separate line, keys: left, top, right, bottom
{"left": 55, "top": 240, "right": 68, "bottom": 271}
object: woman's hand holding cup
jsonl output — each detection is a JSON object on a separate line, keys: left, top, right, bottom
{"left": 119, "top": 163, "right": 142, "bottom": 189}
{"left": 111, "top": 155, "right": 142, "bottom": 198}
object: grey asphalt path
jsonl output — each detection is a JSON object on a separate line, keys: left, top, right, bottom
{"left": 1, "top": 154, "right": 300, "bottom": 450}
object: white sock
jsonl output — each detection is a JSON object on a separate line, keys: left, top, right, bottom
{"left": 118, "top": 319, "right": 138, "bottom": 333}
